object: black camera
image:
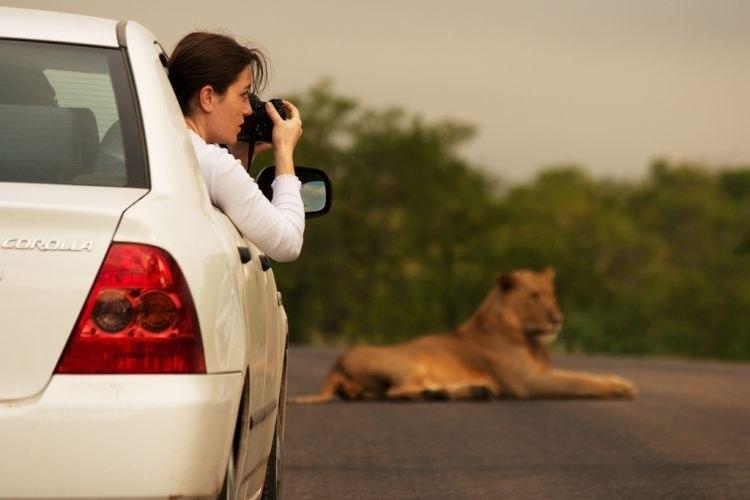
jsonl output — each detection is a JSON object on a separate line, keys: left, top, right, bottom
{"left": 237, "top": 94, "right": 286, "bottom": 143}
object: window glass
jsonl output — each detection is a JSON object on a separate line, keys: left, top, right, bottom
{"left": 44, "top": 70, "right": 120, "bottom": 141}
{"left": 0, "top": 40, "right": 146, "bottom": 187}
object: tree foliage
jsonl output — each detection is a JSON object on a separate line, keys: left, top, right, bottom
{"left": 265, "top": 81, "right": 750, "bottom": 360}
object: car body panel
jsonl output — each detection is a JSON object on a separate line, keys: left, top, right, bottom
{"left": 0, "top": 373, "right": 243, "bottom": 498}
{"left": 0, "top": 7, "right": 118, "bottom": 47}
{"left": 0, "top": 183, "right": 147, "bottom": 400}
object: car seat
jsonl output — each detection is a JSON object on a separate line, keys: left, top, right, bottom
{"left": 0, "top": 66, "right": 100, "bottom": 184}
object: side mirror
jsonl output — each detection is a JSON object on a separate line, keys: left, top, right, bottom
{"left": 256, "top": 166, "right": 332, "bottom": 219}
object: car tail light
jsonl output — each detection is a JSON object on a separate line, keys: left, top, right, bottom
{"left": 55, "top": 243, "right": 206, "bottom": 374}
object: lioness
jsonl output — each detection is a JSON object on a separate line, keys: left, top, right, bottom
{"left": 293, "top": 268, "right": 637, "bottom": 403}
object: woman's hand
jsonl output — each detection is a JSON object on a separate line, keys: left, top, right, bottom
{"left": 268, "top": 100, "right": 302, "bottom": 176}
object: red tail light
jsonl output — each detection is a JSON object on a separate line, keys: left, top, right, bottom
{"left": 55, "top": 243, "right": 206, "bottom": 374}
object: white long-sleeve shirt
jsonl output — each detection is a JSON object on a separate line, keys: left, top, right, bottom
{"left": 189, "top": 129, "right": 305, "bottom": 262}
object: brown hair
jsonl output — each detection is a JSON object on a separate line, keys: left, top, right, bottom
{"left": 168, "top": 32, "right": 268, "bottom": 115}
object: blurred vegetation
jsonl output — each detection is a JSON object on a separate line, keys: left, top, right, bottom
{"left": 262, "top": 81, "right": 750, "bottom": 360}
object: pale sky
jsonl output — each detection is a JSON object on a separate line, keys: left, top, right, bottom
{"left": 6, "top": 0, "right": 750, "bottom": 182}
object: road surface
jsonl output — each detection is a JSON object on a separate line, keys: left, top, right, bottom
{"left": 283, "top": 347, "right": 749, "bottom": 499}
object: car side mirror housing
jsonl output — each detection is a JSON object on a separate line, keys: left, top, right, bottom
{"left": 256, "top": 166, "right": 332, "bottom": 219}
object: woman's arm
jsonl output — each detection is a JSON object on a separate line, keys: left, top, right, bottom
{"left": 190, "top": 132, "right": 304, "bottom": 261}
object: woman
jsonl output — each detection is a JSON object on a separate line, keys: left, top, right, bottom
{"left": 168, "top": 32, "right": 304, "bottom": 262}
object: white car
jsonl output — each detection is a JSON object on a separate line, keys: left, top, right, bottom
{"left": 0, "top": 7, "right": 330, "bottom": 499}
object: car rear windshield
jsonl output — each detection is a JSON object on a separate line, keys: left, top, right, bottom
{"left": 0, "top": 40, "right": 147, "bottom": 188}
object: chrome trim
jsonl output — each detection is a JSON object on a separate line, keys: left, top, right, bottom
{"left": 1, "top": 238, "right": 93, "bottom": 252}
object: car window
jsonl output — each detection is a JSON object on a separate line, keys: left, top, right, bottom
{"left": 0, "top": 40, "right": 147, "bottom": 188}
{"left": 44, "top": 69, "right": 120, "bottom": 142}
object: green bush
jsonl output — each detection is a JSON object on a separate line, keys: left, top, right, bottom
{"left": 268, "top": 81, "right": 750, "bottom": 360}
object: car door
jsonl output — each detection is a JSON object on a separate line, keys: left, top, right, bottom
{"left": 207, "top": 212, "right": 269, "bottom": 454}
{"left": 262, "top": 261, "right": 282, "bottom": 421}
{"left": 239, "top": 237, "right": 271, "bottom": 422}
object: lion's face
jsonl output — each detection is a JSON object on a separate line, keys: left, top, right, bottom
{"left": 497, "top": 268, "right": 563, "bottom": 345}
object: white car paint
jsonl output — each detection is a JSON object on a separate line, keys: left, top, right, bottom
{"left": 0, "top": 183, "right": 147, "bottom": 400}
{"left": 1, "top": 374, "right": 243, "bottom": 498}
{"left": 0, "top": 7, "right": 118, "bottom": 47}
{"left": 0, "top": 7, "right": 291, "bottom": 499}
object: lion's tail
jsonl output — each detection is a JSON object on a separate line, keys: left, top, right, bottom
{"left": 289, "top": 367, "right": 348, "bottom": 405}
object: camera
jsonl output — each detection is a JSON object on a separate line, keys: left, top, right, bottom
{"left": 237, "top": 94, "right": 287, "bottom": 143}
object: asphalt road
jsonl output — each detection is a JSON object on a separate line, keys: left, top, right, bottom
{"left": 282, "top": 347, "right": 750, "bottom": 500}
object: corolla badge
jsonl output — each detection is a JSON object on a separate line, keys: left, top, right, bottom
{"left": 1, "top": 238, "right": 94, "bottom": 252}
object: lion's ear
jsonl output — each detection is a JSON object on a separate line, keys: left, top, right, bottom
{"left": 497, "top": 273, "right": 516, "bottom": 293}
{"left": 542, "top": 267, "right": 556, "bottom": 281}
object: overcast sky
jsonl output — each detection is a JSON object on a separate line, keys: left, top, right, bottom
{"left": 6, "top": 0, "right": 750, "bottom": 182}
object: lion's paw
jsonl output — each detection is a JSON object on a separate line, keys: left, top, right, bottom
{"left": 605, "top": 375, "right": 638, "bottom": 399}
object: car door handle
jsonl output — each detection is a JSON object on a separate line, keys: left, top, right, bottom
{"left": 238, "top": 247, "right": 252, "bottom": 264}
{"left": 259, "top": 255, "right": 272, "bottom": 272}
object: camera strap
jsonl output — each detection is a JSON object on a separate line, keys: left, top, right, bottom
{"left": 246, "top": 141, "right": 255, "bottom": 173}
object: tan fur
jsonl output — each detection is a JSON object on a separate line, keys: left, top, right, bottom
{"left": 292, "top": 268, "right": 637, "bottom": 403}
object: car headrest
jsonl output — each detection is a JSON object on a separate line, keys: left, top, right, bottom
{"left": 0, "top": 67, "right": 57, "bottom": 106}
{"left": 67, "top": 107, "right": 99, "bottom": 174}
{"left": 0, "top": 104, "right": 100, "bottom": 184}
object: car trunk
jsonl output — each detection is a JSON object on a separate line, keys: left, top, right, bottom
{"left": 0, "top": 183, "right": 146, "bottom": 400}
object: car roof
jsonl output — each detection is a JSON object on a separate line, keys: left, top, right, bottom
{"left": 0, "top": 7, "right": 118, "bottom": 47}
